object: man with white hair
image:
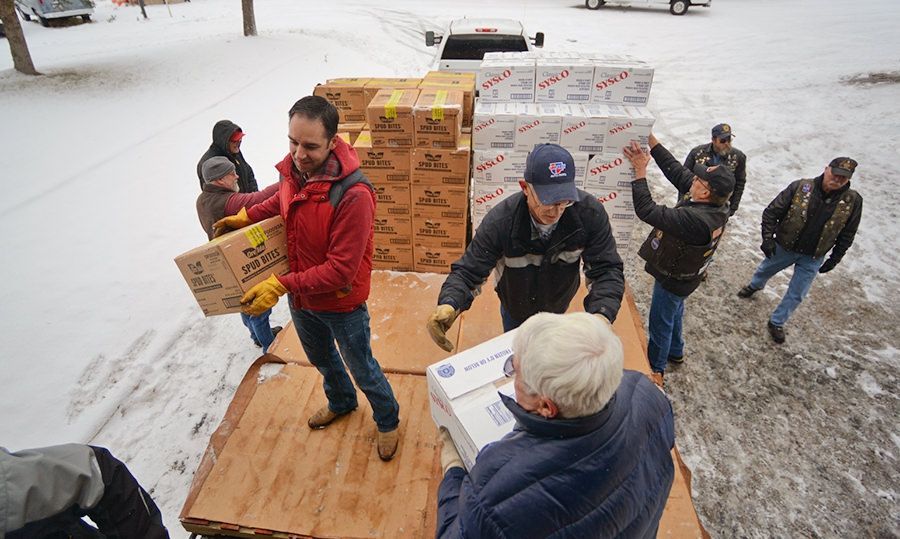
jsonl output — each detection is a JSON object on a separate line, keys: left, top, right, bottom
{"left": 436, "top": 312, "right": 675, "bottom": 538}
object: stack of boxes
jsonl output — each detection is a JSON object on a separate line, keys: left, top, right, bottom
{"left": 315, "top": 74, "right": 477, "bottom": 274}
{"left": 471, "top": 52, "right": 656, "bottom": 248}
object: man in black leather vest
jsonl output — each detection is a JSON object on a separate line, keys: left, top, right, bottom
{"left": 624, "top": 134, "right": 734, "bottom": 387}
{"left": 737, "top": 157, "right": 863, "bottom": 344}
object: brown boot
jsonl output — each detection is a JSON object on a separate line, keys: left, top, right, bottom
{"left": 648, "top": 371, "right": 664, "bottom": 389}
{"left": 307, "top": 406, "right": 354, "bottom": 430}
{"left": 377, "top": 428, "right": 400, "bottom": 461}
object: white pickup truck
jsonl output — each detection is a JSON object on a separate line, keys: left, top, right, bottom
{"left": 425, "top": 18, "right": 544, "bottom": 73}
{"left": 585, "top": 0, "right": 711, "bottom": 16}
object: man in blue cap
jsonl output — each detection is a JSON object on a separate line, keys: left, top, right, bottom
{"left": 684, "top": 123, "right": 747, "bottom": 216}
{"left": 426, "top": 143, "right": 624, "bottom": 351}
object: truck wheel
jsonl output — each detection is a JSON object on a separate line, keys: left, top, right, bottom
{"left": 82, "top": 14, "right": 91, "bottom": 22}
{"left": 17, "top": 6, "right": 32, "bottom": 21}
{"left": 670, "top": 0, "right": 689, "bottom": 15}
{"left": 38, "top": 15, "right": 49, "bottom": 27}
{"left": 585, "top": 0, "right": 605, "bottom": 10}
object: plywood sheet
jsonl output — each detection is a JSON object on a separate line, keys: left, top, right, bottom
{"left": 456, "top": 281, "right": 650, "bottom": 373}
{"left": 183, "top": 360, "right": 441, "bottom": 538}
{"left": 266, "top": 271, "right": 459, "bottom": 375}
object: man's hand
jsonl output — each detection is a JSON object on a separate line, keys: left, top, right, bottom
{"left": 213, "top": 207, "right": 252, "bottom": 238}
{"left": 426, "top": 304, "right": 459, "bottom": 352}
{"left": 760, "top": 238, "right": 776, "bottom": 259}
{"left": 819, "top": 258, "right": 839, "bottom": 274}
{"left": 622, "top": 140, "right": 650, "bottom": 180}
{"left": 240, "top": 274, "right": 288, "bottom": 316}
{"left": 439, "top": 428, "right": 464, "bottom": 474}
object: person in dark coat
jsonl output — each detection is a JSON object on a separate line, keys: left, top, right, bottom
{"left": 426, "top": 144, "right": 624, "bottom": 353}
{"left": 196, "top": 119, "right": 259, "bottom": 193}
{"left": 1, "top": 444, "right": 169, "bottom": 538}
{"left": 197, "top": 156, "right": 281, "bottom": 351}
{"left": 436, "top": 312, "right": 675, "bottom": 539}
{"left": 623, "top": 134, "right": 734, "bottom": 387}
{"left": 683, "top": 123, "right": 747, "bottom": 216}
{"left": 737, "top": 157, "right": 862, "bottom": 344}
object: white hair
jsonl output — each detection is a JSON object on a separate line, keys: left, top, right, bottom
{"left": 513, "top": 312, "right": 624, "bottom": 418}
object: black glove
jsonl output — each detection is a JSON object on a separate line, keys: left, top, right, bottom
{"left": 819, "top": 258, "right": 839, "bottom": 274}
{"left": 760, "top": 239, "right": 776, "bottom": 259}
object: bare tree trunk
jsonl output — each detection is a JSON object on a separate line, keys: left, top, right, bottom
{"left": 0, "top": 0, "right": 40, "bottom": 75}
{"left": 241, "top": 0, "right": 256, "bottom": 37}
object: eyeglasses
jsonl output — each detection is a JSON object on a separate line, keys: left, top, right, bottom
{"left": 503, "top": 354, "right": 516, "bottom": 377}
{"left": 526, "top": 184, "right": 575, "bottom": 210}
{"left": 717, "top": 137, "right": 732, "bottom": 144}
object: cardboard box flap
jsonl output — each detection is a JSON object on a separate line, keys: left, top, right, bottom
{"left": 426, "top": 330, "right": 516, "bottom": 400}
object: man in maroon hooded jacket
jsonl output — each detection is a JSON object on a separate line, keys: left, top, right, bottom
{"left": 214, "top": 96, "right": 401, "bottom": 461}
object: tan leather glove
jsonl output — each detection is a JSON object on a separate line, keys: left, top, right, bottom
{"left": 240, "top": 274, "right": 287, "bottom": 316}
{"left": 427, "top": 304, "right": 459, "bottom": 352}
{"left": 439, "top": 428, "right": 464, "bottom": 474}
{"left": 212, "top": 207, "right": 252, "bottom": 238}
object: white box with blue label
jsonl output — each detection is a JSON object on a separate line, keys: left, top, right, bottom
{"left": 426, "top": 330, "right": 518, "bottom": 471}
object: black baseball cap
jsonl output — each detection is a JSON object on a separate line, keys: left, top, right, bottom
{"left": 829, "top": 157, "right": 858, "bottom": 178}
{"left": 524, "top": 144, "right": 579, "bottom": 205}
{"left": 693, "top": 164, "right": 735, "bottom": 197}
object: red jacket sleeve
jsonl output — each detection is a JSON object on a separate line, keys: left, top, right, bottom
{"left": 246, "top": 185, "right": 283, "bottom": 223}
{"left": 225, "top": 183, "right": 280, "bottom": 217}
{"left": 278, "top": 185, "right": 374, "bottom": 295}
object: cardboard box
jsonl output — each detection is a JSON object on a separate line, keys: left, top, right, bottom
{"left": 366, "top": 89, "right": 419, "bottom": 148}
{"left": 424, "top": 70, "right": 476, "bottom": 82}
{"left": 373, "top": 183, "right": 411, "bottom": 216}
{"left": 419, "top": 78, "right": 476, "bottom": 127}
{"left": 411, "top": 137, "right": 471, "bottom": 186}
{"left": 472, "top": 102, "right": 518, "bottom": 151}
{"left": 572, "top": 152, "right": 590, "bottom": 189}
{"left": 413, "top": 89, "right": 464, "bottom": 149}
{"left": 373, "top": 214, "right": 412, "bottom": 246}
{"left": 353, "top": 131, "right": 411, "bottom": 184}
{"left": 314, "top": 79, "right": 371, "bottom": 123}
{"left": 363, "top": 78, "right": 422, "bottom": 106}
{"left": 338, "top": 121, "right": 367, "bottom": 145}
{"left": 472, "top": 150, "right": 528, "bottom": 185}
{"left": 426, "top": 330, "right": 518, "bottom": 470}
{"left": 471, "top": 182, "right": 520, "bottom": 232}
{"left": 535, "top": 58, "right": 596, "bottom": 103}
{"left": 411, "top": 184, "right": 469, "bottom": 219}
{"left": 514, "top": 103, "right": 562, "bottom": 152}
{"left": 478, "top": 58, "right": 537, "bottom": 102}
{"left": 602, "top": 105, "right": 655, "bottom": 157}
{"left": 412, "top": 215, "right": 467, "bottom": 250}
{"left": 558, "top": 103, "right": 609, "bottom": 154}
{"left": 584, "top": 153, "right": 635, "bottom": 192}
{"left": 414, "top": 244, "right": 466, "bottom": 274}
{"left": 590, "top": 62, "right": 655, "bottom": 106}
{"left": 372, "top": 244, "right": 414, "bottom": 271}
{"left": 175, "top": 217, "right": 290, "bottom": 316}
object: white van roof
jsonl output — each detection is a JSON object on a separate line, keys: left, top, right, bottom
{"left": 448, "top": 18, "right": 525, "bottom": 36}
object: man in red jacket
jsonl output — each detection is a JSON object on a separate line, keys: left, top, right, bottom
{"left": 214, "top": 96, "right": 401, "bottom": 460}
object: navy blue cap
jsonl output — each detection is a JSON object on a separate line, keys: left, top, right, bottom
{"left": 524, "top": 144, "right": 579, "bottom": 205}
{"left": 712, "top": 123, "right": 734, "bottom": 139}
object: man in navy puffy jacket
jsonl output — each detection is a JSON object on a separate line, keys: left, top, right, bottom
{"left": 436, "top": 312, "right": 675, "bottom": 538}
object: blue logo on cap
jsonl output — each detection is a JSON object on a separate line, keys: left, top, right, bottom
{"left": 436, "top": 364, "right": 455, "bottom": 378}
{"left": 548, "top": 162, "right": 567, "bottom": 177}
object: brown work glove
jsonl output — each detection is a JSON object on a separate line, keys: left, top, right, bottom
{"left": 439, "top": 427, "right": 464, "bottom": 474}
{"left": 427, "top": 304, "right": 459, "bottom": 352}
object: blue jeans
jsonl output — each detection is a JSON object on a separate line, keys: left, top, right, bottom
{"left": 500, "top": 304, "right": 523, "bottom": 332}
{"left": 749, "top": 243, "right": 824, "bottom": 327}
{"left": 289, "top": 302, "right": 400, "bottom": 432}
{"left": 647, "top": 281, "right": 685, "bottom": 374}
{"left": 241, "top": 309, "right": 275, "bottom": 353}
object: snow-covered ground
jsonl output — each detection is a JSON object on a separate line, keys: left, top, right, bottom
{"left": 1, "top": 0, "right": 898, "bottom": 536}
